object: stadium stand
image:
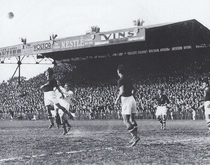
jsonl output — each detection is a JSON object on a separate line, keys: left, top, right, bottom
{"left": 0, "top": 19, "right": 210, "bottom": 120}
{"left": 0, "top": 52, "right": 209, "bottom": 121}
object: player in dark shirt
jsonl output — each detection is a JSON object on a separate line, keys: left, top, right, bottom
{"left": 153, "top": 88, "right": 170, "bottom": 130}
{"left": 115, "top": 64, "right": 140, "bottom": 147}
{"left": 40, "top": 68, "right": 71, "bottom": 129}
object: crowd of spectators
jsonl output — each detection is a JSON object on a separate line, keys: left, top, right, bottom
{"left": 0, "top": 53, "right": 209, "bottom": 121}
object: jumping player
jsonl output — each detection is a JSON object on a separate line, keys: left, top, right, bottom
{"left": 40, "top": 68, "right": 71, "bottom": 129}
{"left": 153, "top": 88, "right": 170, "bottom": 130}
{"left": 114, "top": 64, "right": 140, "bottom": 147}
{"left": 55, "top": 82, "right": 76, "bottom": 135}
{"left": 201, "top": 80, "right": 210, "bottom": 132}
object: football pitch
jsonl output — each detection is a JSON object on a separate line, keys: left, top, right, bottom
{"left": 0, "top": 119, "right": 210, "bottom": 165}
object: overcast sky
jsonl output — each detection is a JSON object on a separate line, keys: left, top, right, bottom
{"left": 0, "top": 0, "right": 210, "bottom": 82}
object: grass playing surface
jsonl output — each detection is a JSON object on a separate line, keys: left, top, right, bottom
{"left": 0, "top": 119, "right": 210, "bottom": 165}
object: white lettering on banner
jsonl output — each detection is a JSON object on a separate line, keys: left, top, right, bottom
{"left": 183, "top": 45, "right": 192, "bottom": 49}
{"left": 71, "top": 57, "right": 87, "bottom": 61}
{"left": 128, "top": 36, "right": 145, "bottom": 41}
{"left": 113, "top": 53, "right": 123, "bottom": 56}
{"left": 61, "top": 39, "right": 84, "bottom": 49}
{"left": 100, "top": 30, "right": 137, "bottom": 41}
{"left": 84, "top": 41, "right": 94, "bottom": 46}
{"left": 149, "top": 49, "right": 159, "bottom": 53}
{"left": 160, "top": 48, "right": 170, "bottom": 52}
{"left": 172, "top": 46, "right": 182, "bottom": 51}
{"left": 95, "top": 41, "right": 109, "bottom": 46}
{"left": 86, "top": 56, "right": 94, "bottom": 59}
{"left": 128, "top": 51, "right": 137, "bottom": 55}
{"left": 0, "top": 47, "right": 21, "bottom": 56}
{"left": 34, "top": 43, "right": 51, "bottom": 51}
{"left": 138, "top": 50, "right": 148, "bottom": 54}
{"left": 97, "top": 55, "right": 107, "bottom": 58}
{"left": 52, "top": 42, "right": 61, "bottom": 49}
{"left": 196, "top": 44, "right": 207, "bottom": 48}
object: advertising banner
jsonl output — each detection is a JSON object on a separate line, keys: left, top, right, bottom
{"left": 0, "top": 45, "right": 22, "bottom": 59}
{"left": 0, "top": 41, "right": 53, "bottom": 59}
{"left": 0, "top": 27, "right": 146, "bottom": 59}
{"left": 52, "top": 27, "right": 146, "bottom": 51}
{"left": 22, "top": 41, "right": 53, "bottom": 56}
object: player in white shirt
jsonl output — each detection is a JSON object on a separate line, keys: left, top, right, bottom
{"left": 55, "top": 82, "right": 76, "bottom": 135}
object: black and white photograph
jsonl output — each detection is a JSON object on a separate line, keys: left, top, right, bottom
{"left": 0, "top": 0, "right": 210, "bottom": 164}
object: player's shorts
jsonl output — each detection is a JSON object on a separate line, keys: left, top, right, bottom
{"left": 121, "top": 96, "right": 136, "bottom": 115}
{"left": 50, "top": 110, "right": 56, "bottom": 118}
{"left": 57, "top": 99, "right": 76, "bottom": 118}
{"left": 44, "top": 91, "right": 59, "bottom": 106}
{"left": 58, "top": 99, "right": 70, "bottom": 110}
{"left": 156, "top": 106, "right": 167, "bottom": 117}
{"left": 204, "top": 101, "right": 210, "bottom": 122}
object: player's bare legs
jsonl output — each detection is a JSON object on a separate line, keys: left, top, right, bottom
{"left": 62, "top": 121, "right": 71, "bottom": 135}
{"left": 55, "top": 108, "right": 61, "bottom": 129}
{"left": 162, "top": 115, "right": 167, "bottom": 130}
{"left": 60, "top": 113, "right": 71, "bottom": 135}
{"left": 157, "top": 115, "right": 166, "bottom": 130}
{"left": 123, "top": 114, "right": 140, "bottom": 147}
{"left": 130, "top": 113, "right": 138, "bottom": 138}
{"left": 55, "top": 103, "right": 72, "bottom": 117}
{"left": 46, "top": 105, "right": 54, "bottom": 129}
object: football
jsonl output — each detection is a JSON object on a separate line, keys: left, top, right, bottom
{"left": 8, "top": 12, "right": 14, "bottom": 19}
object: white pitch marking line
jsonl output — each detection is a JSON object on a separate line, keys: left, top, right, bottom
{"left": 55, "top": 152, "right": 64, "bottom": 155}
{"left": 0, "top": 147, "right": 115, "bottom": 163}
{"left": 0, "top": 157, "right": 19, "bottom": 162}
{"left": 39, "top": 154, "right": 47, "bottom": 157}
{"left": 66, "top": 150, "right": 86, "bottom": 154}
{"left": 66, "top": 147, "right": 113, "bottom": 154}
{"left": 32, "top": 155, "right": 38, "bottom": 158}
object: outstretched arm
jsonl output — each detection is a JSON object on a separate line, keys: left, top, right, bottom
{"left": 115, "top": 86, "right": 123, "bottom": 104}
{"left": 40, "top": 82, "right": 49, "bottom": 89}
{"left": 132, "top": 84, "right": 138, "bottom": 100}
{"left": 56, "top": 86, "right": 65, "bottom": 98}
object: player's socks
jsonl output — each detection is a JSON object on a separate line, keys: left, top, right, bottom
{"left": 67, "top": 125, "right": 71, "bottom": 132}
{"left": 158, "top": 118, "right": 163, "bottom": 124}
{"left": 66, "top": 122, "right": 71, "bottom": 128}
{"left": 48, "top": 123, "right": 54, "bottom": 129}
{"left": 127, "top": 126, "right": 136, "bottom": 141}
{"left": 62, "top": 131, "right": 67, "bottom": 135}
{"left": 162, "top": 122, "right": 166, "bottom": 130}
{"left": 128, "top": 125, "right": 139, "bottom": 146}
{"left": 48, "top": 116, "right": 54, "bottom": 129}
{"left": 55, "top": 115, "right": 61, "bottom": 129}
{"left": 162, "top": 116, "right": 166, "bottom": 130}
{"left": 129, "top": 126, "right": 138, "bottom": 141}
{"left": 131, "top": 122, "right": 138, "bottom": 134}
{"left": 207, "top": 122, "right": 210, "bottom": 132}
{"left": 62, "top": 124, "right": 68, "bottom": 135}
{"left": 133, "top": 126, "right": 138, "bottom": 136}
{"left": 129, "top": 137, "right": 140, "bottom": 147}
{"left": 128, "top": 136, "right": 135, "bottom": 144}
